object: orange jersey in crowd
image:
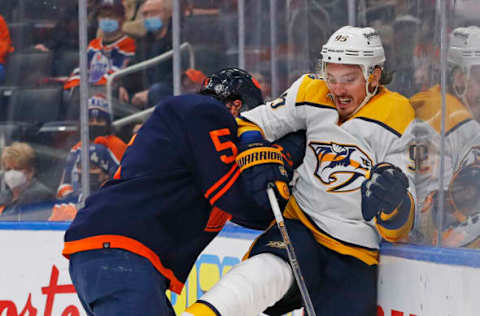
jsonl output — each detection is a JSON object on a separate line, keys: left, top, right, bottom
{"left": 64, "top": 35, "right": 136, "bottom": 89}
{"left": 0, "top": 15, "right": 14, "bottom": 64}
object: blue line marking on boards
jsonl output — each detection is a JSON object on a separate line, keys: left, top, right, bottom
{"left": 380, "top": 242, "right": 480, "bottom": 268}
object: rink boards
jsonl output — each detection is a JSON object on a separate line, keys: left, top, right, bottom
{"left": 0, "top": 222, "right": 480, "bottom": 316}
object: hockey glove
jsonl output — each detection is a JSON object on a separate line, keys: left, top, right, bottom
{"left": 361, "top": 162, "right": 409, "bottom": 221}
{"left": 236, "top": 140, "right": 291, "bottom": 212}
{"left": 272, "top": 130, "right": 306, "bottom": 179}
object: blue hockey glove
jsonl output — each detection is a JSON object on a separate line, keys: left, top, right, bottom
{"left": 361, "top": 162, "right": 409, "bottom": 221}
{"left": 236, "top": 140, "right": 291, "bottom": 212}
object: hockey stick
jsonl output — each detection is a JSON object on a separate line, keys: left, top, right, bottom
{"left": 267, "top": 184, "right": 317, "bottom": 316}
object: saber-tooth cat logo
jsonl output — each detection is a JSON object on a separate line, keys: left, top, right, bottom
{"left": 309, "top": 142, "right": 373, "bottom": 193}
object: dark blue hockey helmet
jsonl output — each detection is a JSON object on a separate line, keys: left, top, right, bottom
{"left": 200, "top": 67, "right": 264, "bottom": 111}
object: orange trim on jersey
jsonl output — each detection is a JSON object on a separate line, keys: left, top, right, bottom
{"left": 0, "top": 205, "right": 5, "bottom": 215}
{"left": 127, "top": 134, "right": 137, "bottom": 146}
{"left": 204, "top": 207, "right": 232, "bottom": 232}
{"left": 94, "top": 135, "right": 127, "bottom": 162}
{"left": 71, "top": 141, "right": 81, "bottom": 151}
{"left": 208, "top": 168, "right": 241, "bottom": 205}
{"left": 113, "top": 166, "right": 122, "bottom": 180}
{"left": 64, "top": 78, "right": 80, "bottom": 90}
{"left": 63, "top": 235, "right": 184, "bottom": 294}
{"left": 57, "top": 185, "right": 74, "bottom": 199}
{"left": 205, "top": 164, "right": 238, "bottom": 199}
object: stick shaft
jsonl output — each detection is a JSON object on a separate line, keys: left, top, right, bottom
{"left": 267, "top": 186, "right": 317, "bottom": 316}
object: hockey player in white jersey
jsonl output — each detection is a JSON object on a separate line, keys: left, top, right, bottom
{"left": 411, "top": 26, "right": 480, "bottom": 248}
{"left": 183, "top": 26, "right": 416, "bottom": 316}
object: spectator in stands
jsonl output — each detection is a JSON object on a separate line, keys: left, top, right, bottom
{"left": 123, "top": 0, "right": 173, "bottom": 108}
{"left": 0, "top": 142, "right": 54, "bottom": 221}
{"left": 181, "top": 68, "right": 206, "bottom": 93}
{"left": 122, "top": 0, "right": 148, "bottom": 38}
{"left": 49, "top": 143, "right": 119, "bottom": 221}
{"left": 63, "top": 0, "right": 136, "bottom": 109}
{"left": 0, "top": 15, "right": 14, "bottom": 84}
{"left": 57, "top": 94, "right": 127, "bottom": 200}
{"left": 34, "top": 2, "right": 98, "bottom": 53}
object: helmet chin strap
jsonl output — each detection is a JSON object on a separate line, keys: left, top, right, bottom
{"left": 345, "top": 74, "right": 379, "bottom": 120}
{"left": 455, "top": 69, "right": 475, "bottom": 116}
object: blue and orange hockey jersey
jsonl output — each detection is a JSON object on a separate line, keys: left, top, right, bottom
{"left": 63, "top": 94, "right": 274, "bottom": 294}
{"left": 64, "top": 35, "right": 135, "bottom": 89}
{"left": 57, "top": 135, "right": 127, "bottom": 199}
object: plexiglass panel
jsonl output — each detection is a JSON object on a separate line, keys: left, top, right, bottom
{"left": 0, "top": 0, "right": 478, "bottom": 251}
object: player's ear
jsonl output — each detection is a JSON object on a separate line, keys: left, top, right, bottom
{"left": 368, "top": 67, "right": 382, "bottom": 91}
{"left": 227, "top": 99, "right": 243, "bottom": 117}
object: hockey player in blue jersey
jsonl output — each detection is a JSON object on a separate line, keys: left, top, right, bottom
{"left": 63, "top": 67, "right": 305, "bottom": 316}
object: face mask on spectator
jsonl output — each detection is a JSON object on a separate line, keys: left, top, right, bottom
{"left": 89, "top": 125, "right": 108, "bottom": 141}
{"left": 89, "top": 173, "right": 103, "bottom": 192}
{"left": 99, "top": 18, "right": 119, "bottom": 33}
{"left": 4, "top": 170, "right": 27, "bottom": 190}
{"left": 144, "top": 16, "right": 163, "bottom": 32}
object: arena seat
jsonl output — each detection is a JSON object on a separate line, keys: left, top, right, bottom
{"left": 54, "top": 49, "right": 79, "bottom": 77}
{"left": 7, "top": 22, "right": 34, "bottom": 52}
{"left": 4, "top": 51, "right": 53, "bottom": 86}
{"left": 7, "top": 87, "right": 63, "bottom": 123}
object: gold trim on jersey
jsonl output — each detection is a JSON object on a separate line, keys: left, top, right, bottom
{"left": 410, "top": 85, "right": 472, "bottom": 134}
{"left": 375, "top": 192, "right": 415, "bottom": 243}
{"left": 294, "top": 75, "right": 336, "bottom": 109}
{"left": 294, "top": 75, "right": 414, "bottom": 135}
{"left": 184, "top": 302, "right": 218, "bottom": 316}
{"left": 236, "top": 117, "right": 265, "bottom": 138}
{"left": 283, "top": 196, "right": 379, "bottom": 265}
{"left": 352, "top": 87, "right": 414, "bottom": 136}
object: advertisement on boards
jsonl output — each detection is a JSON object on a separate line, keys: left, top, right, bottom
{"left": 0, "top": 226, "right": 303, "bottom": 316}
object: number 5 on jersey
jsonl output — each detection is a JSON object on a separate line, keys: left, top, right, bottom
{"left": 209, "top": 128, "right": 238, "bottom": 164}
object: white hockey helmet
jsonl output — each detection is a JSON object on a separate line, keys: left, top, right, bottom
{"left": 320, "top": 26, "right": 385, "bottom": 80}
{"left": 448, "top": 26, "right": 480, "bottom": 77}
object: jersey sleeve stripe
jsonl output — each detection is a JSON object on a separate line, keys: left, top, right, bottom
{"left": 63, "top": 234, "right": 185, "bottom": 294}
{"left": 354, "top": 117, "right": 402, "bottom": 137}
{"left": 445, "top": 118, "right": 473, "bottom": 136}
{"left": 294, "top": 101, "right": 336, "bottom": 110}
{"left": 208, "top": 168, "right": 241, "bottom": 205}
{"left": 204, "top": 164, "right": 238, "bottom": 199}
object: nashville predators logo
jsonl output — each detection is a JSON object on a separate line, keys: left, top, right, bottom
{"left": 309, "top": 142, "right": 373, "bottom": 192}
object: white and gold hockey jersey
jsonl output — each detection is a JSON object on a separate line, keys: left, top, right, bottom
{"left": 239, "top": 74, "right": 416, "bottom": 265}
